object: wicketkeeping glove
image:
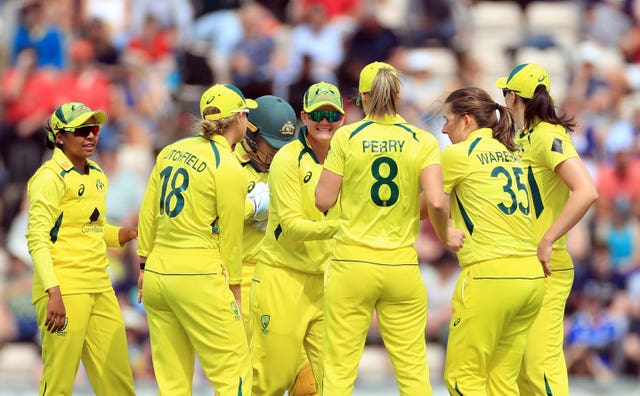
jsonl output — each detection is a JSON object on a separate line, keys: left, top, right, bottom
{"left": 247, "top": 181, "right": 269, "bottom": 221}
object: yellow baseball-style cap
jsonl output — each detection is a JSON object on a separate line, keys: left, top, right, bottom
{"left": 358, "top": 61, "right": 398, "bottom": 93}
{"left": 49, "top": 102, "right": 107, "bottom": 144}
{"left": 303, "top": 81, "right": 344, "bottom": 114}
{"left": 199, "top": 84, "right": 258, "bottom": 121}
{"left": 50, "top": 102, "right": 107, "bottom": 132}
{"left": 495, "top": 63, "right": 551, "bottom": 99}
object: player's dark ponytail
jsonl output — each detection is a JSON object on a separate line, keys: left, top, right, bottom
{"left": 522, "top": 85, "right": 575, "bottom": 132}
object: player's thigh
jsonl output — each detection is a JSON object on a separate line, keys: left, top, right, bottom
{"left": 251, "top": 266, "right": 310, "bottom": 392}
{"left": 82, "top": 291, "right": 134, "bottom": 387}
{"left": 36, "top": 294, "right": 92, "bottom": 394}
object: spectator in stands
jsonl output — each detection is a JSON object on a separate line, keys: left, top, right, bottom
{"left": 596, "top": 125, "right": 640, "bottom": 220}
{"left": 230, "top": 3, "right": 276, "bottom": 99}
{"left": 0, "top": 48, "right": 57, "bottom": 232}
{"left": 275, "top": 2, "right": 344, "bottom": 95}
{"left": 337, "top": 9, "right": 400, "bottom": 92}
{"left": 10, "top": 0, "right": 64, "bottom": 70}
{"left": 57, "top": 38, "right": 114, "bottom": 115}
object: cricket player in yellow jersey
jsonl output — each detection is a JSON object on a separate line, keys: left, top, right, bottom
{"left": 26, "top": 102, "right": 137, "bottom": 395}
{"left": 235, "top": 95, "right": 318, "bottom": 395}
{"left": 316, "top": 62, "right": 455, "bottom": 396}
{"left": 250, "top": 82, "right": 344, "bottom": 395}
{"left": 137, "top": 84, "right": 255, "bottom": 396}
{"left": 440, "top": 87, "right": 546, "bottom": 395}
{"left": 497, "top": 64, "right": 598, "bottom": 396}
{"left": 236, "top": 95, "right": 297, "bottom": 325}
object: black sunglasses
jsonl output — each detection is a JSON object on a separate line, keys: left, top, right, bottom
{"left": 307, "top": 110, "right": 341, "bottom": 123}
{"left": 67, "top": 124, "right": 100, "bottom": 138}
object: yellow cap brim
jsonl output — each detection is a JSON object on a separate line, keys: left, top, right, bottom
{"left": 495, "top": 77, "right": 508, "bottom": 89}
{"left": 303, "top": 100, "right": 345, "bottom": 114}
{"left": 65, "top": 110, "right": 108, "bottom": 129}
{"left": 245, "top": 99, "right": 258, "bottom": 109}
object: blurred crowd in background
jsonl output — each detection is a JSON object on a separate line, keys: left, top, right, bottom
{"left": 1, "top": 0, "right": 640, "bottom": 389}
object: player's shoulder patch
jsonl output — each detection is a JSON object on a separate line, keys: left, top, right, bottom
{"left": 551, "top": 138, "right": 563, "bottom": 153}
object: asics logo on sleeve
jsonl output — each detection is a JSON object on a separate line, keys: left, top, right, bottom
{"left": 303, "top": 172, "right": 312, "bottom": 183}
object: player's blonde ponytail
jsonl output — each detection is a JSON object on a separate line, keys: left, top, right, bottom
{"left": 195, "top": 107, "right": 240, "bottom": 139}
{"left": 364, "top": 68, "right": 401, "bottom": 119}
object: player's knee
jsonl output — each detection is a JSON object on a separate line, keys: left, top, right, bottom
{"left": 290, "top": 363, "right": 317, "bottom": 396}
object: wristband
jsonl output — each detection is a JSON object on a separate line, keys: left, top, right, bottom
{"left": 140, "top": 262, "right": 146, "bottom": 270}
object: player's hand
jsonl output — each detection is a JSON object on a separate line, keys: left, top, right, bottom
{"left": 247, "top": 182, "right": 269, "bottom": 221}
{"left": 45, "top": 287, "right": 66, "bottom": 333}
{"left": 446, "top": 227, "right": 466, "bottom": 252}
{"left": 137, "top": 270, "right": 144, "bottom": 303}
{"left": 119, "top": 226, "right": 138, "bottom": 245}
{"left": 537, "top": 237, "right": 553, "bottom": 277}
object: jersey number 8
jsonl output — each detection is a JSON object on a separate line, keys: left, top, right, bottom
{"left": 370, "top": 156, "right": 399, "bottom": 207}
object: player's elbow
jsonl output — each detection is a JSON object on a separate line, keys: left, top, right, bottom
{"left": 427, "top": 195, "right": 447, "bottom": 214}
{"left": 587, "top": 188, "right": 599, "bottom": 206}
{"left": 315, "top": 193, "right": 333, "bottom": 213}
{"left": 577, "top": 184, "right": 599, "bottom": 208}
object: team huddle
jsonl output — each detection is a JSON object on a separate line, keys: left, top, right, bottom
{"left": 26, "top": 61, "right": 597, "bottom": 395}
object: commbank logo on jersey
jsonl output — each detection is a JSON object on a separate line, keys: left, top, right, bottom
{"left": 260, "top": 315, "right": 270, "bottom": 334}
{"left": 231, "top": 301, "right": 240, "bottom": 321}
{"left": 303, "top": 171, "right": 312, "bottom": 183}
{"left": 78, "top": 184, "right": 85, "bottom": 196}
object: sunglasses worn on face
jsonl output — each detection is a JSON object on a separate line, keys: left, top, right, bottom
{"left": 68, "top": 124, "right": 101, "bottom": 138}
{"left": 308, "top": 110, "right": 341, "bottom": 123}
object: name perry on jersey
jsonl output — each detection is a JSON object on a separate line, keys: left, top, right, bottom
{"left": 162, "top": 149, "right": 208, "bottom": 172}
{"left": 362, "top": 139, "right": 405, "bottom": 153}
{"left": 475, "top": 150, "right": 520, "bottom": 166}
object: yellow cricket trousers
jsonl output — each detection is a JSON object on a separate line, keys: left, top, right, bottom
{"left": 518, "top": 250, "right": 574, "bottom": 396}
{"left": 35, "top": 291, "right": 135, "bottom": 396}
{"left": 323, "top": 260, "right": 432, "bottom": 396}
{"left": 250, "top": 263, "right": 324, "bottom": 395}
{"left": 444, "top": 256, "right": 545, "bottom": 395}
{"left": 143, "top": 249, "right": 251, "bottom": 396}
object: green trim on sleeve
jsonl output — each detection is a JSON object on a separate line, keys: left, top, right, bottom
{"left": 49, "top": 213, "right": 63, "bottom": 243}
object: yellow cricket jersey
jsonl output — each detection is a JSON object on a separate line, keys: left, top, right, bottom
{"left": 516, "top": 121, "right": 577, "bottom": 256}
{"left": 258, "top": 128, "right": 339, "bottom": 275}
{"left": 323, "top": 114, "right": 438, "bottom": 265}
{"left": 234, "top": 143, "right": 268, "bottom": 265}
{"left": 442, "top": 128, "right": 537, "bottom": 267}
{"left": 137, "top": 134, "right": 247, "bottom": 284}
{"left": 26, "top": 148, "right": 122, "bottom": 303}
